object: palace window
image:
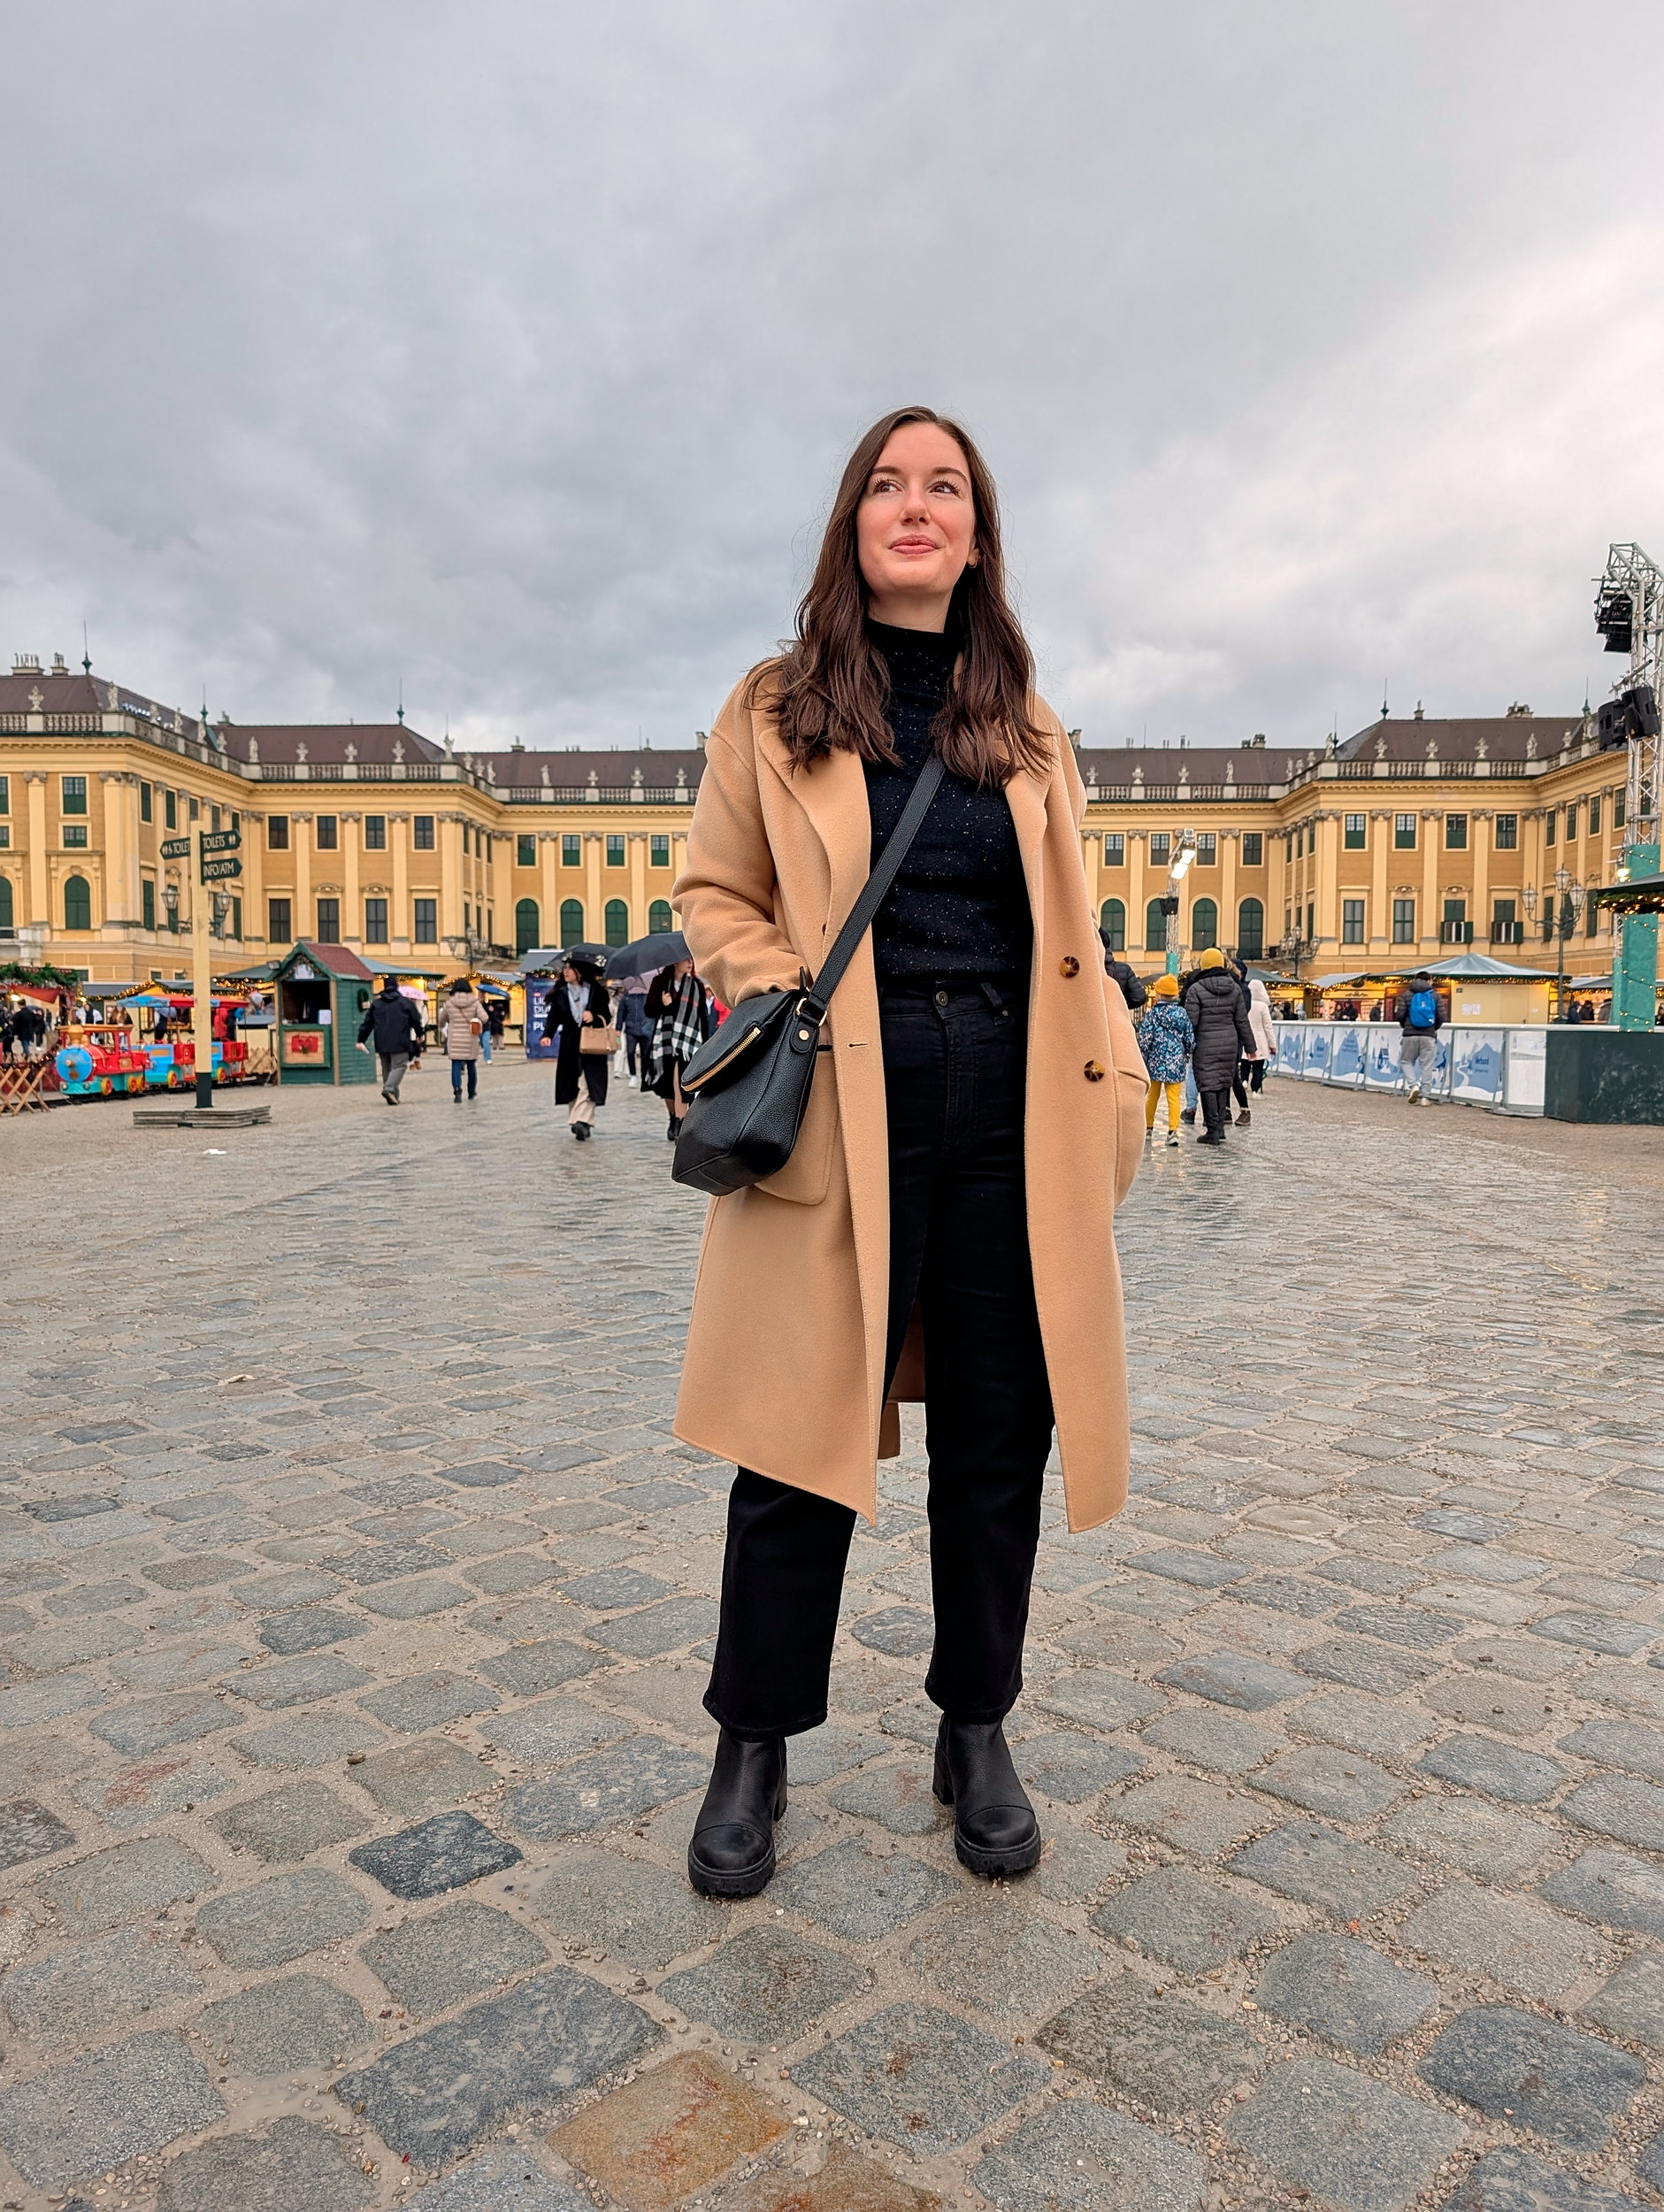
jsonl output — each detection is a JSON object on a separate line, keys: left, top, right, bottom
{"left": 0, "top": 879, "right": 10, "bottom": 926}
{"left": 1294, "top": 826, "right": 1304, "bottom": 857}
{"left": 1545, "top": 809, "right": 1557, "bottom": 846}
{"left": 1445, "top": 814, "right": 1468, "bottom": 849}
{"left": 517, "top": 833, "right": 536, "bottom": 868}
{"left": 515, "top": 898, "right": 541, "bottom": 953}
{"left": 1586, "top": 895, "right": 1600, "bottom": 939}
{"left": 413, "top": 898, "right": 437, "bottom": 943}
{"left": 364, "top": 898, "right": 388, "bottom": 944}
{"left": 1494, "top": 813, "right": 1518, "bottom": 849}
{"left": 605, "top": 898, "right": 629, "bottom": 944}
{"left": 1241, "top": 832, "right": 1262, "bottom": 867}
{"left": 0, "top": 774, "right": 7, "bottom": 814}
{"left": 139, "top": 781, "right": 151, "bottom": 823}
{"left": 268, "top": 898, "right": 292, "bottom": 943}
{"left": 1393, "top": 814, "right": 1417, "bottom": 850}
{"left": 1102, "top": 833, "right": 1124, "bottom": 867}
{"left": 63, "top": 874, "right": 92, "bottom": 929}
{"left": 1342, "top": 899, "right": 1365, "bottom": 944}
{"left": 1100, "top": 896, "right": 1126, "bottom": 951}
{"left": 562, "top": 833, "right": 581, "bottom": 867}
{"left": 649, "top": 898, "right": 673, "bottom": 932}
{"left": 142, "top": 879, "right": 155, "bottom": 931}
{"left": 1589, "top": 794, "right": 1602, "bottom": 836}
{"left": 1145, "top": 897, "right": 1168, "bottom": 953}
{"left": 560, "top": 898, "right": 585, "bottom": 941}
{"left": 63, "top": 824, "right": 88, "bottom": 848}
{"left": 1306, "top": 900, "right": 1315, "bottom": 942}
{"left": 1191, "top": 897, "right": 1218, "bottom": 950}
{"left": 1565, "top": 803, "right": 1579, "bottom": 841}
{"left": 1442, "top": 898, "right": 1468, "bottom": 943}
{"left": 0, "top": 827, "right": 8, "bottom": 849}
{"left": 61, "top": 775, "right": 88, "bottom": 815}
{"left": 413, "top": 815, "right": 435, "bottom": 850}
{"left": 605, "top": 834, "right": 625, "bottom": 867}
{"left": 1616, "top": 790, "right": 1627, "bottom": 829}
{"left": 1392, "top": 898, "right": 1415, "bottom": 942}
{"left": 316, "top": 816, "right": 339, "bottom": 850}
{"left": 1344, "top": 815, "right": 1366, "bottom": 850}
{"left": 1236, "top": 897, "right": 1264, "bottom": 957}
{"left": 165, "top": 789, "right": 178, "bottom": 829}
{"left": 188, "top": 795, "right": 199, "bottom": 822}
{"left": 1149, "top": 833, "right": 1171, "bottom": 865}
{"left": 316, "top": 897, "right": 340, "bottom": 942}
{"left": 267, "top": 815, "right": 289, "bottom": 849}
{"left": 1491, "top": 898, "right": 1521, "bottom": 945}
{"left": 1196, "top": 833, "right": 1216, "bottom": 865}
{"left": 211, "top": 806, "right": 220, "bottom": 832}
{"left": 230, "top": 897, "right": 242, "bottom": 940}
{"left": 364, "top": 815, "right": 387, "bottom": 850}
{"left": 651, "top": 834, "right": 671, "bottom": 867}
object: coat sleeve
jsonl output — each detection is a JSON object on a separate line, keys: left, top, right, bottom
{"left": 672, "top": 682, "right": 804, "bottom": 1009}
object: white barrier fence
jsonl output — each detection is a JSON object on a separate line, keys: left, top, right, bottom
{"left": 1269, "top": 1021, "right": 1545, "bottom": 1116}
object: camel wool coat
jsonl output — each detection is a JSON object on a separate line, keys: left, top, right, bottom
{"left": 671, "top": 671, "right": 1148, "bottom": 1532}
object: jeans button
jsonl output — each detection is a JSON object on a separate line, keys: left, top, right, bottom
{"left": 934, "top": 990, "right": 948, "bottom": 1007}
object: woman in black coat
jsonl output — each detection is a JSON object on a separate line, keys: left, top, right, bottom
{"left": 1182, "top": 949, "right": 1255, "bottom": 1146}
{"left": 541, "top": 954, "right": 613, "bottom": 1142}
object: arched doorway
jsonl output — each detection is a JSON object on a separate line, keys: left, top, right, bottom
{"left": 63, "top": 874, "right": 92, "bottom": 931}
{"left": 559, "top": 899, "right": 586, "bottom": 945}
{"left": 515, "top": 898, "right": 541, "bottom": 955}
{"left": 604, "top": 900, "right": 630, "bottom": 948}
{"left": 1099, "top": 897, "right": 1126, "bottom": 952}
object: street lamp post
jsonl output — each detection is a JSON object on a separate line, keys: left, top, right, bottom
{"left": 1525, "top": 872, "right": 1586, "bottom": 1019}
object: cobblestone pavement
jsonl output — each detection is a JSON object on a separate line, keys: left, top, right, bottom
{"left": 4, "top": 1060, "right": 1664, "bottom": 2212}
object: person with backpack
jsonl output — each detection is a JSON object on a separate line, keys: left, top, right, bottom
{"left": 1394, "top": 970, "right": 1444, "bottom": 1105}
{"left": 1099, "top": 933, "right": 1147, "bottom": 1014}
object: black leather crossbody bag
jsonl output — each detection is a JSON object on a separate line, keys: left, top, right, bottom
{"left": 671, "top": 754, "right": 946, "bottom": 1196}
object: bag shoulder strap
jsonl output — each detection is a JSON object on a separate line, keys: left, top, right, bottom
{"left": 803, "top": 754, "right": 946, "bottom": 1017}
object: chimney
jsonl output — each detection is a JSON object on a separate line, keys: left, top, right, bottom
{"left": 51, "top": 652, "right": 68, "bottom": 675}
{"left": 12, "top": 653, "right": 41, "bottom": 675}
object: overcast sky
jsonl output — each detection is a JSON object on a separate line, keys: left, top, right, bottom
{"left": 3, "top": 2, "right": 1660, "bottom": 752}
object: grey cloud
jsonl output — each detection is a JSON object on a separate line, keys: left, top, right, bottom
{"left": 3, "top": 0, "right": 1661, "bottom": 748}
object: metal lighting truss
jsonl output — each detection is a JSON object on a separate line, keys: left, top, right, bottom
{"left": 1595, "top": 542, "right": 1663, "bottom": 852}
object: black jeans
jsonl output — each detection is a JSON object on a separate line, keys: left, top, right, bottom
{"left": 704, "top": 978, "right": 1053, "bottom": 1740}
{"left": 1199, "top": 1085, "right": 1230, "bottom": 1135}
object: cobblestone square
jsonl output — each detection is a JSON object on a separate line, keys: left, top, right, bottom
{"left": 4, "top": 1068, "right": 1664, "bottom": 2208}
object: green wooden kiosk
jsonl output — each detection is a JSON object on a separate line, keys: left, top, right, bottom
{"left": 271, "top": 941, "right": 380, "bottom": 1087}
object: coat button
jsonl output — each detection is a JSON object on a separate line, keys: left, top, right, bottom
{"left": 1060, "top": 956, "right": 1080, "bottom": 978}
{"left": 1084, "top": 1059, "right": 1106, "bottom": 1082}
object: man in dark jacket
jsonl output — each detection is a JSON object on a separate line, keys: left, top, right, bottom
{"left": 357, "top": 978, "right": 426, "bottom": 1103}
{"left": 1182, "top": 949, "right": 1256, "bottom": 1145}
{"left": 1100, "top": 933, "right": 1147, "bottom": 1012}
{"left": 1391, "top": 969, "right": 1443, "bottom": 1106}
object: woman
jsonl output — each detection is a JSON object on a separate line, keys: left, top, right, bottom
{"left": 1245, "top": 974, "right": 1277, "bottom": 1106}
{"left": 1181, "top": 949, "right": 1255, "bottom": 1145}
{"left": 437, "top": 979, "right": 486, "bottom": 1101}
{"left": 671, "top": 406, "right": 1147, "bottom": 1898}
{"left": 542, "top": 954, "right": 611, "bottom": 1141}
{"left": 1137, "top": 973, "right": 1192, "bottom": 1147}
{"left": 643, "top": 960, "right": 710, "bottom": 1141}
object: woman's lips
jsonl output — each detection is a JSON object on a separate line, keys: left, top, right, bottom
{"left": 889, "top": 536, "right": 938, "bottom": 553}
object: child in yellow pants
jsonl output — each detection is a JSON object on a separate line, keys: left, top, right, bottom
{"left": 1135, "top": 973, "right": 1193, "bottom": 1148}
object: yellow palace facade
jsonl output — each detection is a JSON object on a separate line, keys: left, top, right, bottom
{"left": 0, "top": 655, "right": 1632, "bottom": 987}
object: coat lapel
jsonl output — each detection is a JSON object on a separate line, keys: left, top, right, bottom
{"left": 1005, "top": 760, "right": 1051, "bottom": 945}
{"left": 754, "top": 708, "right": 873, "bottom": 933}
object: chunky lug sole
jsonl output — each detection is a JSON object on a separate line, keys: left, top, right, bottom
{"left": 686, "top": 1770, "right": 788, "bottom": 1898}
{"left": 932, "top": 1743, "right": 1042, "bottom": 1878}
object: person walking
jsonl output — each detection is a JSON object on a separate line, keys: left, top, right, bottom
{"left": 356, "top": 976, "right": 426, "bottom": 1102}
{"left": 1100, "top": 936, "right": 1147, "bottom": 1014}
{"left": 1243, "top": 973, "right": 1277, "bottom": 1114}
{"left": 671, "top": 405, "right": 1147, "bottom": 1900}
{"left": 1183, "top": 947, "right": 1255, "bottom": 1145}
{"left": 437, "top": 979, "right": 486, "bottom": 1102}
{"left": 1136, "top": 973, "right": 1192, "bottom": 1147}
{"left": 617, "top": 976, "right": 652, "bottom": 1085}
{"left": 643, "top": 961, "right": 711, "bottom": 1141}
{"left": 542, "top": 953, "right": 612, "bottom": 1141}
{"left": 1392, "top": 968, "right": 1444, "bottom": 1105}
{"left": 1222, "top": 953, "right": 1259, "bottom": 1126}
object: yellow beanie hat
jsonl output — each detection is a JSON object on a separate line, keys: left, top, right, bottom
{"left": 1200, "top": 947, "right": 1225, "bottom": 970}
{"left": 1153, "top": 972, "right": 1179, "bottom": 997}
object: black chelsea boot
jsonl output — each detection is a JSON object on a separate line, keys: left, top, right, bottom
{"left": 932, "top": 1715, "right": 1041, "bottom": 1877}
{"left": 686, "top": 1728, "right": 787, "bottom": 1898}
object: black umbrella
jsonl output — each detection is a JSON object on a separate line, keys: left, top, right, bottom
{"left": 602, "top": 929, "right": 689, "bottom": 981}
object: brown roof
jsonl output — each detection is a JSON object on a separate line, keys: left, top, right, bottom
{"left": 1337, "top": 715, "right": 1583, "bottom": 764}
{"left": 278, "top": 939, "right": 377, "bottom": 980}
{"left": 233, "top": 722, "right": 445, "bottom": 767}
{"left": 1077, "top": 744, "right": 1307, "bottom": 792}
{"left": 476, "top": 747, "right": 707, "bottom": 792}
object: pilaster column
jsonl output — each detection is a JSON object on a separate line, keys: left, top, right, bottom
{"left": 1313, "top": 812, "right": 1338, "bottom": 947}
{"left": 583, "top": 833, "right": 603, "bottom": 945}
{"left": 1421, "top": 810, "right": 1441, "bottom": 949}
{"left": 389, "top": 814, "right": 410, "bottom": 949}
{"left": 26, "top": 774, "right": 48, "bottom": 924}
{"left": 1473, "top": 811, "right": 1491, "bottom": 945}
{"left": 629, "top": 831, "right": 650, "bottom": 936}
{"left": 440, "top": 813, "right": 464, "bottom": 943}
{"left": 241, "top": 810, "right": 265, "bottom": 946}
{"left": 1128, "top": 832, "right": 1146, "bottom": 953}
{"left": 292, "top": 813, "right": 313, "bottom": 940}
{"left": 1221, "top": 829, "right": 1239, "bottom": 954}
{"left": 539, "top": 830, "right": 559, "bottom": 947}
{"left": 342, "top": 813, "right": 363, "bottom": 945}
{"left": 1369, "top": 811, "right": 1391, "bottom": 949}
{"left": 98, "top": 772, "right": 138, "bottom": 926}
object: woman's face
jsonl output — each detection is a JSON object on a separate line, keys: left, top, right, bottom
{"left": 562, "top": 964, "right": 580, "bottom": 984}
{"left": 856, "top": 421, "right": 977, "bottom": 631}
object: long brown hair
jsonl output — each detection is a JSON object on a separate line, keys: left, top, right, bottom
{"left": 752, "top": 405, "right": 1051, "bottom": 787}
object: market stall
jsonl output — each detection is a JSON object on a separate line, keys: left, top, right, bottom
{"left": 271, "top": 941, "right": 379, "bottom": 1087}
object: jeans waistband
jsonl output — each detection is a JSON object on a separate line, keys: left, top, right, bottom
{"left": 878, "top": 976, "right": 1029, "bottom": 1008}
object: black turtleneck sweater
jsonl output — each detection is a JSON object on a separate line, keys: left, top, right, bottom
{"left": 862, "top": 622, "right": 1032, "bottom": 983}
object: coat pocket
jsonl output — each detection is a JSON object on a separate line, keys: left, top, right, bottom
{"left": 754, "top": 1044, "right": 836, "bottom": 1206}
